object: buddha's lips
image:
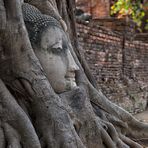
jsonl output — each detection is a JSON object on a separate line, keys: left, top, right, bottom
{"left": 65, "top": 72, "right": 76, "bottom": 79}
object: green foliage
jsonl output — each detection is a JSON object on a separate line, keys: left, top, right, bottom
{"left": 111, "top": 0, "right": 148, "bottom": 32}
{"left": 145, "top": 19, "right": 148, "bottom": 30}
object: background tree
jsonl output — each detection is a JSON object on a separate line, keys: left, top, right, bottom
{"left": 0, "top": 0, "right": 148, "bottom": 147}
{"left": 111, "top": 0, "right": 148, "bottom": 32}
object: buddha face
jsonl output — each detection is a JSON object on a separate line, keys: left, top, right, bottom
{"left": 34, "top": 26, "right": 79, "bottom": 93}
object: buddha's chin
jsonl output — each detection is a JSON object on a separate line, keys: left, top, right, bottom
{"left": 52, "top": 79, "right": 78, "bottom": 94}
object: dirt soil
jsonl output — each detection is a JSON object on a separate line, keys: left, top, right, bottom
{"left": 134, "top": 109, "right": 148, "bottom": 123}
{"left": 134, "top": 109, "right": 148, "bottom": 147}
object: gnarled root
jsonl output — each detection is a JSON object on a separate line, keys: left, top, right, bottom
{"left": 1, "top": 78, "right": 147, "bottom": 148}
{"left": 88, "top": 83, "right": 148, "bottom": 146}
{"left": 0, "top": 79, "right": 41, "bottom": 148}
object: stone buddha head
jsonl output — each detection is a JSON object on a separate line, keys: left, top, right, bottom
{"left": 23, "top": 3, "right": 79, "bottom": 93}
{"left": 35, "top": 26, "right": 79, "bottom": 93}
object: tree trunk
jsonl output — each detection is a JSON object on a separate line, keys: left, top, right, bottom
{"left": 0, "top": 0, "right": 148, "bottom": 148}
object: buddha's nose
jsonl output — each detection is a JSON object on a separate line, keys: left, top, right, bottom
{"left": 67, "top": 50, "right": 79, "bottom": 72}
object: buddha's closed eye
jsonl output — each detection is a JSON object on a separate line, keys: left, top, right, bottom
{"left": 48, "top": 47, "right": 67, "bottom": 55}
{"left": 53, "top": 47, "right": 63, "bottom": 54}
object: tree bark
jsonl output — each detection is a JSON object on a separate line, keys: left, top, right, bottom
{"left": 0, "top": 0, "right": 148, "bottom": 147}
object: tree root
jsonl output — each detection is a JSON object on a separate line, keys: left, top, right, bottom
{"left": 3, "top": 123, "right": 21, "bottom": 148}
{"left": 88, "top": 83, "right": 148, "bottom": 144}
{"left": 119, "top": 134, "right": 142, "bottom": 148}
{"left": 0, "top": 125, "right": 5, "bottom": 148}
{"left": 0, "top": 79, "right": 41, "bottom": 148}
{"left": 59, "top": 87, "right": 144, "bottom": 148}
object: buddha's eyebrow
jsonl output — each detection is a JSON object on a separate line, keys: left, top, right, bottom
{"left": 49, "top": 42, "right": 61, "bottom": 48}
